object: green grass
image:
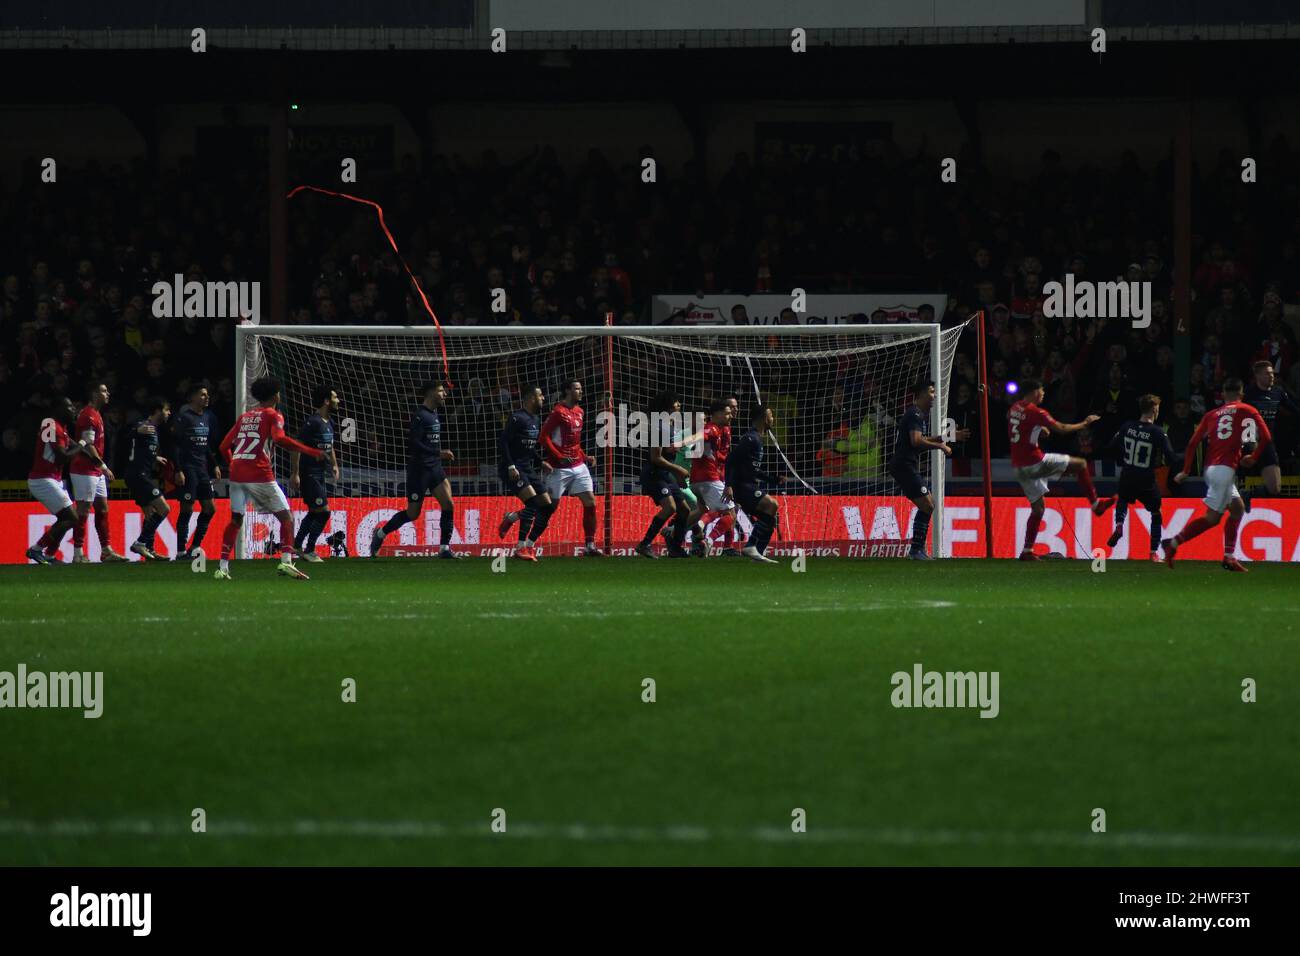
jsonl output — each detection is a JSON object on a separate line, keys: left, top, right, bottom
{"left": 0, "top": 556, "right": 1297, "bottom": 866}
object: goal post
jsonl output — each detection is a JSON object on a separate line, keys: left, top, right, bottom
{"left": 234, "top": 320, "right": 971, "bottom": 558}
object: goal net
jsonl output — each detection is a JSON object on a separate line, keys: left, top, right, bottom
{"left": 236, "top": 322, "right": 969, "bottom": 558}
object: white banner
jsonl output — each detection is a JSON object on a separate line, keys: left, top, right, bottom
{"left": 651, "top": 293, "right": 948, "bottom": 326}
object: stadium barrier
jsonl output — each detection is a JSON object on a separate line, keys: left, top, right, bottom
{"left": 6, "top": 495, "right": 1300, "bottom": 563}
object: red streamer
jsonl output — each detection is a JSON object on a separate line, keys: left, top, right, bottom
{"left": 287, "top": 185, "right": 452, "bottom": 385}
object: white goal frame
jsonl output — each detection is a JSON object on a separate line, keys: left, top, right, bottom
{"left": 235, "top": 322, "right": 955, "bottom": 557}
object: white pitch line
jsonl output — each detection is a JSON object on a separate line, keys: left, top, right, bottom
{"left": 0, "top": 818, "right": 1296, "bottom": 853}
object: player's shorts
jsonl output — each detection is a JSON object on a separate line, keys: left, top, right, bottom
{"left": 733, "top": 482, "right": 767, "bottom": 515}
{"left": 1203, "top": 464, "right": 1242, "bottom": 513}
{"left": 299, "top": 474, "right": 330, "bottom": 509}
{"left": 887, "top": 460, "right": 929, "bottom": 500}
{"left": 174, "top": 465, "right": 215, "bottom": 503}
{"left": 127, "top": 477, "right": 164, "bottom": 508}
{"left": 545, "top": 462, "right": 594, "bottom": 498}
{"left": 498, "top": 465, "right": 543, "bottom": 498}
{"left": 70, "top": 473, "right": 108, "bottom": 502}
{"left": 644, "top": 476, "right": 688, "bottom": 506}
{"left": 1117, "top": 472, "right": 1161, "bottom": 510}
{"left": 230, "top": 480, "right": 291, "bottom": 515}
{"left": 690, "top": 479, "right": 733, "bottom": 512}
{"left": 1243, "top": 442, "right": 1280, "bottom": 470}
{"left": 1014, "top": 453, "right": 1071, "bottom": 504}
{"left": 406, "top": 461, "right": 448, "bottom": 504}
{"left": 28, "top": 477, "right": 72, "bottom": 514}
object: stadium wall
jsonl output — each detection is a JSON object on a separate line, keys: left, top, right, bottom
{"left": 6, "top": 496, "right": 1300, "bottom": 563}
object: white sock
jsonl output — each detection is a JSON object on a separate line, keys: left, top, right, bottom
{"left": 220, "top": 558, "right": 229, "bottom": 571}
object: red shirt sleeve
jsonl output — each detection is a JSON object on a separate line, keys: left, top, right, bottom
{"left": 539, "top": 409, "right": 563, "bottom": 460}
{"left": 1251, "top": 409, "right": 1273, "bottom": 455}
{"left": 270, "top": 416, "right": 323, "bottom": 457}
{"left": 218, "top": 423, "right": 238, "bottom": 462}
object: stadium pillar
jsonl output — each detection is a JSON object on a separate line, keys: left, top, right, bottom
{"left": 976, "top": 310, "right": 994, "bottom": 558}
{"left": 269, "top": 74, "right": 288, "bottom": 327}
{"left": 1172, "top": 90, "right": 1192, "bottom": 399}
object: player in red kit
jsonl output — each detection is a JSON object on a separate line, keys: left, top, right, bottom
{"left": 215, "top": 376, "right": 326, "bottom": 580}
{"left": 25, "top": 397, "right": 84, "bottom": 564}
{"left": 540, "top": 379, "right": 603, "bottom": 556}
{"left": 1162, "top": 377, "right": 1271, "bottom": 572}
{"left": 687, "top": 398, "right": 737, "bottom": 557}
{"left": 1008, "top": 379, "right": 1114, "bottom": 560}
{"left": 69, "top": 381, "right": 126, "bottom": 563}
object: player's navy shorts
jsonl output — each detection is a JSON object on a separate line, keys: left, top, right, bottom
{"left": 1245, "top": 442, "right": 1280, "bottom": 469}
{"left": 640, "top": 466, "right": 688, "bottom": 505}
{"left": 499, "top": 465, "right": 543, "bottom": 497}
{"left": 733, "top": 482, "right": 766, "bottom": 514}
{"left": 887, "top": 460, "right": 929, "bottom": 499}
{"left": 299, "top": 474, "right": 329, "bottom": 509}
{"left": 173, "top": 464, "right": 214, "bottom": 502}
{"left": 127, "top": 477, "right": 163, "bottom": 508}
{"left": 406, "top": 461, "right": 447, "bottom": 502}
{"left": 1117, "top": 471, "right": 1161, "bottom": 508}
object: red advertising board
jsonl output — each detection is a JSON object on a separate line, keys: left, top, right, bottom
{"left": 4, "top": 495, "right": 1300, "bottom": 563}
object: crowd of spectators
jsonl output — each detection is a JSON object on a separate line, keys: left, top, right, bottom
{"left": 3, "top": 137, "right": 1299, "bottom": 481}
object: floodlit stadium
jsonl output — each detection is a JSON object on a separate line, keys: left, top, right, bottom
{"left": 0, "top": 1, "right": 1298, "bottom": 898}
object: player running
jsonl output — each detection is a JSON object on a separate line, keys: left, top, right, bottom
{"left": 1240, "top": 360, "right": 1299, "bottom": 508}
{"left": 1104, "top": 394, "right": 1178, "bottom": 560}
{"left": 726, "top": 404, "right": 783, "bottom": 564}
{"left": 888, "top": 380, "right": 966, "bottom": 560}
{"left": 371, "top": 381, "right": 465, "bottom": 560}
{"left": 25, "top": 397, "right": 83, "bottom": 565}
{"left": 70, "top": 382, "right": 126, "bottom": 563}
{"left": 686, "top": 398, "right": 738, "bottom": 557}
{"left": 496, "top": 384, "right": 556, "bottom": 561}
{"left": 1162, "top": 377, "right": 1272, "bottom": 572}
{"left": 171, "top": 384, "right": 221, "bottom": 560}
{"left": 216, "top": 376, "right": 326, "bottom": 580}
{"left": 290, "top": 385, "right": 341, "bottom": 563}
{"left": 541, "top": 379, "right": 603, "bottom": 557}
{"left": 124, "top": 398, "right": 172, "bottom": 561}
{"left": 636, "top": 391, "right": 693, "bottom": 559}
{"left": 1008, "top": 379, "right": 1115, "bottom": 560}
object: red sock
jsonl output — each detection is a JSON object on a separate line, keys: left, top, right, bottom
{"left": 582, "top": 504, "right": 597, "bottom": 543}
{"left": 221, "top": 521, "right": 239, "bottom": 560}
{"left": 715, "top": 512, "right": 735, "bottom": 542}
{"left": 73, "top": 513, "right": 87, "bottom": 549}
{"left": 1176, "top": 515, "right": 1212, "bottom": 545}
{"left": 38, "top": 525, "right": 59, "bottom": 550}
{"left": 279, "top": 516, "right": 295, "bottom": 557}
{"left": 1071, "top": 462, "right": 1097, "bottom": 503}
{"left": 94, "top": 510, "right": 112, "bottom": 550}
{"left": 1023, "top": 513, "right": 1042, "bottom": 553}
{"left": 1223, "top": 514, "right": 1242, "bottom": 557}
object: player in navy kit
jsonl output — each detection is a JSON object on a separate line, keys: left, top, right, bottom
{"left": 726, "top": 404, "right": 784, "bottom": 564}
{"left": 1240, "top": 360, "right": 1299, "bottom": 507}
{"left": 124, "top": 397, "right": 172, "bottom": 561}
{"left": 291, "top": 386, "right": 341, "bottom": 562}
{"left": 887, "top": 380, "right": 965, "bottom": 560}
{"left": 1104, "top": 394, "right": 1178, "bottom": 560}
{"left": 371, "top": 381, "right": 464, "bottom": 559}
{"left": 496, "top": 384, "right": 557, "bottom": 561}
{"left": 637, "top": 390, "right": 694, "bottom": 559}
{"left": 170, "top": 384, "right": 221, "bottom": 560}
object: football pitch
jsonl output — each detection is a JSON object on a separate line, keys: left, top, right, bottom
{"left": 1, "top": 557, "right": 1297, "bottom": 866}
